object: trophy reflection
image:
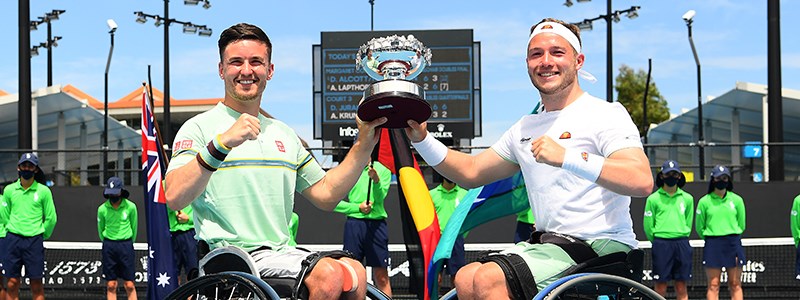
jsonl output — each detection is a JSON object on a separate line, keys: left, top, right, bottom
{"left": 355, "top": 35, "right": 432, "bottom": 128}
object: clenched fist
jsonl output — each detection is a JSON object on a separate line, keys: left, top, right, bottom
{"left": 530, "top": 135, "right": 566, "bottom": 167}
{"left": 219, "top": 114, "right": 261, "bottom": 148}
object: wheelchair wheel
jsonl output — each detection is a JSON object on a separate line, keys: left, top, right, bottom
{"left": 165, "top": 271, "right": 281, "bottom": 300}
{"left": 366, "top": 283, "right": 392, "bottom": 300}
{"left": 534, "top": 273, "right": 664, "bottom": 300}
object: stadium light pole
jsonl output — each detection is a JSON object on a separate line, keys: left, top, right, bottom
{"left": 134, "top": 0, "right": 212, "bottom": 150}
{"left": 568, "top": 1, "right": 640, "bottom": 103}
{"left": 369, "top": 0, "right": 375, "bottom": 31}
{"left": 104, "top": 19, "right": 118, "bottom": 182}
{"left": 30, "top": 9, "right": 66, "bottom": 86}
{"left": 683, "top": 9, "right": 705, "bottom": 180}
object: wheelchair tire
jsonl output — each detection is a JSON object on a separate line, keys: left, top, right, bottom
{"left": 534, "top": 273, "right": 665, "bottom": 300}
{"left": 366, "top": 283, "right": 392, "bottom": 300}
{"left": 164, "top": 271, "right": 281, "bottom": 300}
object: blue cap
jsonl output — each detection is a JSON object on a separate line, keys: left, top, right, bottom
{"left": 710, "top": 165, "right": 731, "bottom": 178}
{"left": 104, "top": 177, "right": 124, "bottom": 195}
{"left": 18, "top": 152, "right": 39, "bottom": 166}
{"left": 660, "top": 160, "right": 681, "bottom": 174}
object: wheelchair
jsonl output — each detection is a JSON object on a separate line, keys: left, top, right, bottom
{"left": 439, "top": 249, "right": 665, "bottom": 300}
{"left": 164, "top": 245, "right": 392, "bottom": 300}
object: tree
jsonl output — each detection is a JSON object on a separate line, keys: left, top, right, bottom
{"left": 615, "top": 64, "right": 670, "bottom": 138}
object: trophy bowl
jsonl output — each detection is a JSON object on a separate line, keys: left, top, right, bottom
{"left": 355, "top": 35, "right": 432, "bottom": 128}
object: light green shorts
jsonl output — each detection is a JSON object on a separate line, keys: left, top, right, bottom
{"left": 499, "top": 239, "right": 632, "bottom": 291}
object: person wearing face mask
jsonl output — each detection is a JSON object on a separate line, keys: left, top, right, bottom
{"left": 97, "top": 177, "right": 138, "bottom": 300}
{"left": 696, "top": 165, "right": 745, "bottom": 300}
{"left": 643, "top": 160, "right": 693, "bottom": 300}
{"left": 2, "top": 153, "right": 57, "bottom": 300}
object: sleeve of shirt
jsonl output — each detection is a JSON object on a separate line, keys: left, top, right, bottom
{"left": 334, "top": 200, "right": 360, "bottom": 214}
{"left": 736, "top": 195, "right": 746, "bottom": 233}
{"left": 490, "top": 122, "right": 520, "bottom": 164}
{"left": 685, "top": 193, "right": 695, "bottom": 232}
{"left": 294, "top": 135, "right": 326, "bottom": 193}
{"left": 695, "top": 197, "right": 707, "bottom": 240}
{"left": 792, "top": 195, "right": 800, "bottom": 247}
{"left": 373, "top": 162, "right": 392, "bottom": 205}
{"left": 130, "top": 201, "right": 138, "bottom": 242}
{"left": 42, "top": 188, "right": 57, "bottom": 240}
{"left": 642, "top": 194, "right": 655, "bottom": 241}
{"left": 166, "top": 120, "right": 206, "bottom": 174}
{"left": 97, "top": 205, "right": 105, "bottom": 241}
{"left": 0, "top": 187, "right": 9, "bottom": 225}
{"left": 597, "top": 103, "right": 643, "bottom": 157}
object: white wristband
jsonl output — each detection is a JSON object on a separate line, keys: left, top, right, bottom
{"left": 412, "top": 134, "right": 448, "bottom": 166}
{"left": 561, "top": 148, "right": 604, "bottom": 182}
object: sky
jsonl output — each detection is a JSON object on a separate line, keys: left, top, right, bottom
{"left": 1, "top": 1, "right": 798, "bottom": 166}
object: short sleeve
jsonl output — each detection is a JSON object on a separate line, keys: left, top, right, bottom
{"left": 596, "top": 103, "right": 643, "bottom": 157}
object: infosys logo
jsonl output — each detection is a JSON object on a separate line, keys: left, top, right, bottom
{"left": 339, "top": 126, "right": 359, "bottom": 137}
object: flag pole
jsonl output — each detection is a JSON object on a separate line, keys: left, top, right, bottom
{"left": 143, "top": 81, "right": 169, "bottom": 168}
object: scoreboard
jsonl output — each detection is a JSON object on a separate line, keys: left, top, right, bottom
{"left": 313, "top": 29, "right": 481, "bottom": 143}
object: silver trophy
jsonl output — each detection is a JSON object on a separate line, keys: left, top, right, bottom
{"left": 355, "top": 35, "right": 433, "bottom": 128}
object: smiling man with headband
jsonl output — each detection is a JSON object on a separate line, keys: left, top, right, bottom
{"left": 405, "top": 18, "right": 652, "bottom": 299}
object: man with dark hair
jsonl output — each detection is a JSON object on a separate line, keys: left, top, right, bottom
{"left": 405, "top": 17, "right": 652, "bottom": 299}
{"left": 165, "top": 23, "right": 386, "bottom": 299}
{"left": 98, "top": 177, "right": 138, "bottom": 300}
{"left": 2, "top": 153, "right": 58, "bottom": 300}
{"left": 643, "top": 160, "right": 693, "bottom": 300}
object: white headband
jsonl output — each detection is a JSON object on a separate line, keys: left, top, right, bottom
{"left": 528, "top": 22, "right": 582, "bottom": 54}
{"left": 527, "top": 21, "right": 597, "bottom": 83}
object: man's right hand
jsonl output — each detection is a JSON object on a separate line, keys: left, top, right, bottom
{"left": 219, "top": 114, "right": 261, "bottom": 148}
{"left": 404, "top": 120, "right": 428, "bottom": 143}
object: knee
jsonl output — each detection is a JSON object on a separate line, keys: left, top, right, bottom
{"left": 472, "top": 263, "right": 506, "bottom": 291}
{"left": 307, "top": 258, "right": 343, "bottom": 296}
{"left": 454, "top": 262, "right": 480, "bottom": 291}
{"left": 107, "top": 280, "right": 119, "bottom": 291}
{"left": 707, "top": 281, "right": 720, "bottom": 292}
{"left": 6, "top": 278, "right": 20, "bottom": 290}
{"left": 124, "top": 280, "right": 136, "bottom": 291}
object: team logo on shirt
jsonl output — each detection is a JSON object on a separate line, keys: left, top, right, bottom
{"left": 275, "top": 141, "right": 286, "bottom": 153}
{"left": 581, "top": 152, "right": 589, "bottom": 162}
{"left": 519, "top": 136, "right": 532, "bottom": 143}
{"left": 559, "top": 132, "right": 572, "bottom": 139}
{"left": 173, "top": 140, "right": 193, "bottom": 151}
{"left": 122, "top": 212, "right": 128, "bottom": 220}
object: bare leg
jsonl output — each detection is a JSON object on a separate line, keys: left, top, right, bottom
{"left": 106, "top": 280, "right": 118, "bottom": 300}
{"left": 674, "top": 280, "right": 689, "bottom": 300}
{"left": 30, "top": 279, "right": 44, "bottom": 300}
{"left": 705, "top": 267, "right": 722, "bottom": 300}
{"left": 472, "top": 263, "right": 511, "bottom": 300}
{"left": 340, "top": 257, "right": 367, "bottom": 300}
{"left": 123, "top": 280, "right": 137, "bottom": 300}
{"left": 726, "top": 267, "right": 743, "bottom": 300}
{"left": 372, "top": 267, "right": 392, "bottom": 297}
{"left": 5, "top": 277, "right": 19, "bottom": 300}
{"left": 453, "top": 262, "right": 482, "bottom": 300}
{"left": 653, "top": 281, "right": 667, "bottom": 297}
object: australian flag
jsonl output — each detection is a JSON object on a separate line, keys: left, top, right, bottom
{"left": 141, "top": 89, "right": 177, "bottom": 299}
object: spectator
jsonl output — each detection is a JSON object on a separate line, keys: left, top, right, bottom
{"left": 167, "top": 205, "right": 198, "bottom": 284}
{"left": 790, "top": 193, "right": 800, "bottom": 280}
{"left": 2, "top": 153, "right": 57, "bottom": 300}
{"left": 429, "top": 174, "right": 468, "bottom": 285}
{"left": 334, "top": 161, "right": 393, "bottom": 297}
{"left": 514, "top": 209, "right": 535, "bottom": 244}
{"left": 1, "top": 182, "right": 7, "bottom": 300}
{"left": 97, "top": 177, "right": 138, "bottom": 300}
{"left": 288, "top": 212, "right": 299, "bottom": 247}
{"left": 696, "top": 165, "right": 745, "bottom": 300}
{"left": 643, "top": 160, "right": 693, "bottom": 300}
